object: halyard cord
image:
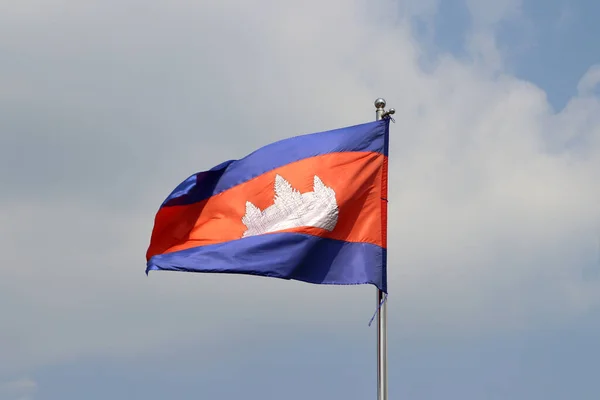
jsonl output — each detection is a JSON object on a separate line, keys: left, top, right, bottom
{"left": 368, "top": 293, "right": 388, "bottom": 327}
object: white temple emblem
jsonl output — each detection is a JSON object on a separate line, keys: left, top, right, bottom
{"left": 241, "top": 174, "right": 339, "bottom": 238}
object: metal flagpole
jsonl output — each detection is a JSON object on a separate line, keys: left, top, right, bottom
{"left": 374, "top": 98, "right": 393, "bottom": 400}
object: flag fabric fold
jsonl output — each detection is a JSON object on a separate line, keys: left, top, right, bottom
{"left": 146, "top": 119, "right": 390, "bottom": 292}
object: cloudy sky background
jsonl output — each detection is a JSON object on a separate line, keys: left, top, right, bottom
{"left": 1, "top": 0, "right": 599, "bottom": 398}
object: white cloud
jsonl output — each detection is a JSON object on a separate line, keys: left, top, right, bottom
{"left": 577, "top": 64, "right": 600, "bottom": 96}
{"left": 0, "top": 0, "right": 599, "bottom": 376}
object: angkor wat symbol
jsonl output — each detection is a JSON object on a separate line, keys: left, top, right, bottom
{"left": 241, "top": 174, "right": 339, "bottom": 238}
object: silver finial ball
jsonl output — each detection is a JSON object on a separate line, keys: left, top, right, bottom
{"left": 388, "top": 108, "right": 396, "bottom": 115}
{"left": 374, "top": 98, "right": 386, "bottom": 109}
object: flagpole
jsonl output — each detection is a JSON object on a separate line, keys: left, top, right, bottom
{"left": 374, "top": 98, "right": 392, "bottom": 400}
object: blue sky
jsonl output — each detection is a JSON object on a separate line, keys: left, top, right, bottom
{"left": 1, "top": 0, "right": 599, "bottom": 399}
{"left": 419, "top": 0, "right": 600, "bottom": 108}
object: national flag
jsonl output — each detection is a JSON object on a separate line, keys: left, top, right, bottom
{"left": 146, "top": 119, "right": 390, "bottom": 292}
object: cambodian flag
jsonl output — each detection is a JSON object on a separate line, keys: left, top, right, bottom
{"left": 146, "top": 119, "right": 389, "bottom": 293}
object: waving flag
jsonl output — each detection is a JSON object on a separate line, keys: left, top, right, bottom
{"left": 146, "top": 119, "right": 390, "bottom": 292}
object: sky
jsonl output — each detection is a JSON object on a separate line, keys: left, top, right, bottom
{"left": 1, "top": 0, "right": 599, "bottom": 399}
